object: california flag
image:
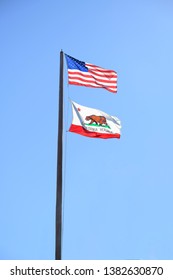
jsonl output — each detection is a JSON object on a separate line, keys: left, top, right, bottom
{"left": 69, "top": 101, "right": 121, "bottom": 139}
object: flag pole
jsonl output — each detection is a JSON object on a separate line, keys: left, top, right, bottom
{"left": 55, "top": 50, "right": 64, "bottom": 260}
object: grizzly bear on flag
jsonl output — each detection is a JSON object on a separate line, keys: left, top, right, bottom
{"left": 85, "top": 115, "right": 108, "bottom": 126}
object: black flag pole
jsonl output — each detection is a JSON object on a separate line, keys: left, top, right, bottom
{"left": 55, "top": 50, "right": 64, "bottom": 260}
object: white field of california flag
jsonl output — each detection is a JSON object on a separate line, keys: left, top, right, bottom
{"left": 69, "top": 101, "right": 121, "bottom": 139}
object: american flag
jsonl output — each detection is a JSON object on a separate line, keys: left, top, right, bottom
{"left": 65, "top": 54, "right": 117, "bottom": 93}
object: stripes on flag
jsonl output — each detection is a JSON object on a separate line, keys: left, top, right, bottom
{"left": 65, "top": 54, "right": 117, "bottom": 93}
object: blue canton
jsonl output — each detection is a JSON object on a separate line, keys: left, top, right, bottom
{"left": 65, "top": 54, "right": 88, "bottom": 72}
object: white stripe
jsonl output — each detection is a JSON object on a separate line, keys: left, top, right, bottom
{"left": 68, "top": 75, "right": 117, "bottom": 83}
{"left": 86, "top": 63, "right": 116, "bottom": 73}
{"left": 68, "top": 77, "right": 117, "bottom": 85}
{"left": 68, "top": 78, "right": 117, "bottom": 89}
{"left": 68, "top": 69, "right": 117, "bottom": 77}
{"left": 68, "top": 71, "right": 117, "bottom": 81}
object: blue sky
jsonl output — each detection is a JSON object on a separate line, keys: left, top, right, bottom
{"left": 1, "top": 0, "right": 173, "bottom": 260}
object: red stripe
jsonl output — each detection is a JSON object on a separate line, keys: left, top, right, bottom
{"left": 88, "top": 68, "right": 117, "bottom": 76}
{"left": 69, "top": 124, "right": 120, "bottom": 139}
{"left": 69, "top": 70, "right": 117, "bottom": 79}
{"left": 86, "top": 63, "right": 117, "bottom": 74}
{"left": 69, "top": 75, "right": 117, "bottom": 85}
{"left": 69, "top": 81, "right": 117, "bottom": 93}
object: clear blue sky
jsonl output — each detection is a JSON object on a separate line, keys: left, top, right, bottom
{"left": 1, "top": 0, "right": 173, "bottom": 260}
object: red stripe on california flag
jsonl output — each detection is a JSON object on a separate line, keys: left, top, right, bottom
{"left": 69, "top": 124, "right": 120, "bottom": 139}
